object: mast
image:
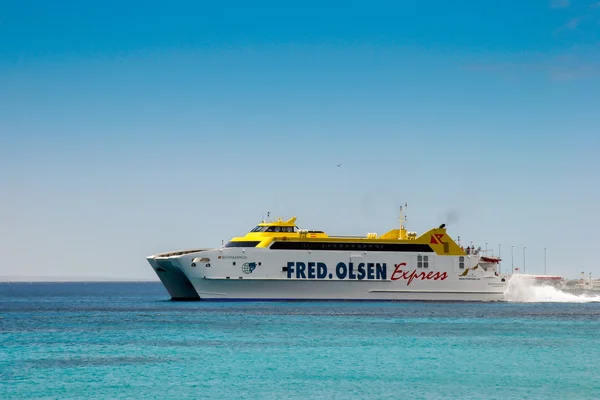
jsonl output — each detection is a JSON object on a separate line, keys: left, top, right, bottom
{"left": 399, "top": 203, "right": 407, "bottom": 239}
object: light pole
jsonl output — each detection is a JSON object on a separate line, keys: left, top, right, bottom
{"left": 499, "top": 244, "right": 502, "bottom": 274}
{"left": 511, "top": 245, "right": 514, "bottom": 274}
{"left": 523, "top": 246, "right": 526, "bottom": 274}
{"left": 544, "top": 247, "right": 547, "bottom": 275}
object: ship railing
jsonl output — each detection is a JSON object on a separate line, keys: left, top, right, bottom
{"left": 463, "top": 247, "right": 481, "bottom": 256}
{"left": 153, "top": 248, "right": 210, "bottom": 258}
{"left": 334, "top": 235, "right": 371, "bottom": 238}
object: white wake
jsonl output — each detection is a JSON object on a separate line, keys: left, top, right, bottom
{"left": 504, "top": 275, "right": 600, "bottom": 303}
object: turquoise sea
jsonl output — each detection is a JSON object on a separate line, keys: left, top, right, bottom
{"left": 1, "top": 282, "right": 599, "bottom": 399}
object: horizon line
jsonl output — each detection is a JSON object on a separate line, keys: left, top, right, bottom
{"left": 0, "top": 276, "right": 160, "bottom": 282}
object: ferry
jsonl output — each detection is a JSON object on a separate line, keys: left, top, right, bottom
{"left": 147, "top": 207, "right": 508, "bottom": 301}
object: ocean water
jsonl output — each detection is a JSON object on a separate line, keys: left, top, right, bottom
{"left": 1, "top": 282, "right": 600, "bottom": 399}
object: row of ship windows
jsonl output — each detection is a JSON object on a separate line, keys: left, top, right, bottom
{"left": 226, "top": 241, "right": 434, "bottom": 252}
{"left": 271, "top": 242, "right": 434, "bottom": 252}
{"left": 225, "top": 241, "right": 390, "bottom": 250}
{"left": 250, "top": 226, "right": 296, "bottom": 233}
{"left": 294, "top": 243, "right": 390, "bottom": 250}
{"left": 414, "top": 256, "right": 467, "bottom": 269}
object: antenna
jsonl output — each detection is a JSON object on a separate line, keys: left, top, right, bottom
{"left": 398, "top": 203, "right": 408, "bottom": 240}
{"left": 399, "top": 206, "right": 402, "bottom": 229}
{"left": 396, "top": 202, "right": 411, "bottom": 240}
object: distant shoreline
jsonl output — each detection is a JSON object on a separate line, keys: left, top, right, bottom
{"left": 0, "top": 276, "right": 160, "bottom": 283}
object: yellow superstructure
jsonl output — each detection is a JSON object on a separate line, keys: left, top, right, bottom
{"left": 225, "top": 211, "right": 466, "bottom": 257}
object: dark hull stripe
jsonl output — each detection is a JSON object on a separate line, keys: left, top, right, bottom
{"left": 269, "top": 241, "right": 434, "bottom": 252}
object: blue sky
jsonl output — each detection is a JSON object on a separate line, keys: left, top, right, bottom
{"left": 1, "top": 0, "right": 599, "bottom": 280}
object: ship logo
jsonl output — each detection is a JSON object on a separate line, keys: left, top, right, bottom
{"left": 430, "top": 233, "right": 446, "bottom": 245}
{"left": 459, "top": 265, "right": 478, "bottom": 277}
{"left": 242, "top": 262, "right": 257, "bottom": 274}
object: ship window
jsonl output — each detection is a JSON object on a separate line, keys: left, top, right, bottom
{"left": 459, "top": 256, "right": 465, "bottom": 269}
{"left": 417, "top": 255, "right": 422, "bottom": 268}
{"left": 250, "top": 226, "right": 268, "bottom": 232}
{"left": 224, "top": 241, "right": 260, "bottom": 248}
{"left": 423, "top": 255, "right": 429, "bottom": 268}
{"left": 265, "top": 226, "right": 295, "bottom": 233}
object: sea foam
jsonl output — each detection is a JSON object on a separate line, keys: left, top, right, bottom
{"left": 504, "top": 274, "right": 600, "bottom": 303}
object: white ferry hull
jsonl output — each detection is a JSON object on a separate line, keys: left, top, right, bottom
{"left": 188, "top": 279, "right": 504, "bottom": 301}
{"left": 147, "top": 247, "right": 508, "bottom": 302}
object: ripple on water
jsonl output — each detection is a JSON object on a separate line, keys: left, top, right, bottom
{"left": 1, "top": 282, "right": 600, "bottom": 400}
